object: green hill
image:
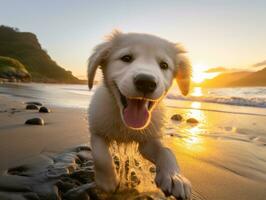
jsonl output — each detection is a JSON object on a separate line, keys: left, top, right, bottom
{"left": 0, "top": 56, "right": 31, "bottom": 81}
{"left": 0, "top": 25, "right": 80, "bottom": 83}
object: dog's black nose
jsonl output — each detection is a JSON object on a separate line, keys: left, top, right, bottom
{"left": 134, "top": 74, "right": 157, "bottom": 93}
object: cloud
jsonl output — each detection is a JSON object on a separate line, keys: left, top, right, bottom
{"left": 253, "top": 60, "right": 266, "bottom": 68}
{"left": 205, "top": 67, "right": 229, "bottom": 73}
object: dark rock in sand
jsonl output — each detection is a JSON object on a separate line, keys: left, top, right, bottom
{"left": 0, "top": 145, "right": 98, "bottom": 200}
{"left": 25, "top": 118, "right": 44, "bottom": 125}
{"left": 39, "top": 106, "right": 50, "bottom": 113}
{"left": 26, "top": 102, "right": 42, "bottom": 106}
{"left": 26, "top": 104, "right": 39, "bottom": 110}
{"left": 187, "top": 118, "right": 199, "bottom": 124}
{"left": 64, "top": 183, "right": 96, "bottom": 200}
{"left": 171, "top": 114, "right": 183, "bottom": 121}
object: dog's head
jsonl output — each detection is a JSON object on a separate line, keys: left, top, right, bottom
{"left": 88, "top": 31, "right": 191, "bottom": 130}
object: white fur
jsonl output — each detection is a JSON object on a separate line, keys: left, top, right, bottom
{"left": 88, "top": 32, "right": 192, "bottom": 199}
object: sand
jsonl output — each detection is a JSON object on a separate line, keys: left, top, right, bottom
{"left": 0, "top": 95, "right": 89, "bottom": 172}
{"left": 0, "top": 94, "right": 266, "bottom": 200}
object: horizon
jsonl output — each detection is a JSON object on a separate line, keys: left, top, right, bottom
{"left": 1, "top": 0, "right": 266, "bottom": 82}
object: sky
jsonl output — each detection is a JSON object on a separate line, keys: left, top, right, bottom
{"left": 1, "top": 0, "right": 266, "bottom": 79}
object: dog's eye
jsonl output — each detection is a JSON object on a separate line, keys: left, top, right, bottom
{"left": 159, "top": 61, "right": 168, "bottom": 70}
{"left": 120, "top": 55, "right": 133, "bottom": 63}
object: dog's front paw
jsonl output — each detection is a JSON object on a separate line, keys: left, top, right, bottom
{"left": 155, "top": 172, "right": 191, "bottom": 200}
{"left": 95, "top": 170, "right": 119, "bottom": 193}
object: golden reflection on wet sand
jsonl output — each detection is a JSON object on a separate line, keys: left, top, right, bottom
{"left": 182, "top": 88, "right": 206, "bottom": 149}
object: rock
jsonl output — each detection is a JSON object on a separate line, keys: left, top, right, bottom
{"left": 0, "top": 144, "right": 99, "bottom": 200}
{"left": 26, "top": 102, "right": 42, "bottom": 106}
{"left": 56, "top": 180, "right": 76, "bottom": 193}
{"left": 76, "top": 146, "right": 91, "bottom": 152}
{"left": 64, "top": 183, "right": 96, "bottom": 200}
{"left": 23, "top": 192, "right": 40, "bottom": 200}
{"left": 186, "top": 118, "right": 199, "bottom": 124}
{"left": 70, "top": 168, "right": 94, "bottom": 184}
{"left": 25, "top": 118, "right": 44, "bottom": 125}
{"left": 39, "top": 106, "right": 50, "bottom": 113}
{"left": 171, "top": 114, "right": 183, "bottom": 121}
{"left": 26, "top": 104, "right": 39, "bottom": 110}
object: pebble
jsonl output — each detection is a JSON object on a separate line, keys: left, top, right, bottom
{"left": 26, "top": 101, "right": 42, "bottom": 106}
{"left": 26, "top": 104, "right": 39, "bottom": 110}
{"left": 39, "top": 106, "right": 50, "bottom": 113}
{"left": 25, "top": 118, "right": 44, "bottom": 125}
{"left": 171, "top": 114, "right": 183, "bottom": 121}
{"left": 186, "top": 118, "right": 199, "bottom": 124}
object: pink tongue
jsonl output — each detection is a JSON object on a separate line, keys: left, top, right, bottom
{"left": 123, "top": 99, "right": 149, "bottom": 129}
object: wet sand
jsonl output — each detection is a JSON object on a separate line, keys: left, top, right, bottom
{"left": 0, "top": 94, "right": 266, "bottom": 200}
{"left": 0, "top": 95, "right": 89, "bottom": 172}
{"left": 164, "top": 99, "right": 266, "bottom": 200}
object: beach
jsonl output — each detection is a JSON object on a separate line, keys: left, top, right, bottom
{"left": 0, "top": 95, "right": 89, "bottom": 171}
{"left": 0, "top": 83, "right": 266, "bottom": 200}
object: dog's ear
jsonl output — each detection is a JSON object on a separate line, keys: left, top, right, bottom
{"left": 88, "top": 30, "right": 122, "bottom": 89}
{"left": 176, "top": 55, "right": 191, "bottom": 96}
{"left": 87, "top": 42, "right": 112, "bottom": 89}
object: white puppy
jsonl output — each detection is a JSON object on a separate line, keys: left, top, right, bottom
{"left": 88, "top": 31, "right": 192, "bottom": 200}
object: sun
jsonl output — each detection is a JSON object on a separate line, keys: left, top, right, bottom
{"left": 192, "top": 64, "right": 218, "bottom": 83}
{"left": 192, "top": 73, "right": 207, "bottom": 83}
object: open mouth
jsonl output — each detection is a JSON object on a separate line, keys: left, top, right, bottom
{"left": 118, "top": 89, "right": 155, "bottom": 129}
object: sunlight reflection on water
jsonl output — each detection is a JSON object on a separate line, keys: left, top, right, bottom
{"left": 182, "top": 100, "right": 206, "bottom": 150}
{"left": 186, "top": 101, "right": 206, "bottom": 124}
{"left": 190, "top": 87, "right": 203, "bottom": 97}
